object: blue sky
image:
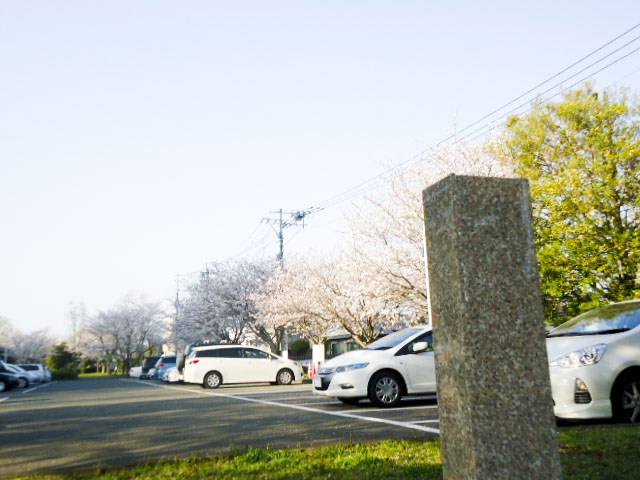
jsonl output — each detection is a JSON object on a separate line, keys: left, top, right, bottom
{"left": 1, "top": 1, "right": 639, "bottom": 337}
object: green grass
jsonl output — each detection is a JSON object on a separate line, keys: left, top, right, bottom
{"left": 14, "top": 425, "right": 640, "bottom": 480}
{"left": 77, "top": 372, "right": 123, "bottom": 380}
{"left": 558, "top": 424, "right": 640, "bottom": 480}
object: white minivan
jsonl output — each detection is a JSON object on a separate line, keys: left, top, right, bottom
{"left": 183, "top": 345, "right": 303, "bottom": 388}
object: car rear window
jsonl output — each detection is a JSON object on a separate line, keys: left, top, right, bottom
{"left": 143, "top": 357, "right": 160, "bottom": 367}
{"left": 196, "top": 349, "right": 220, "bottom": 358}
{"left": 19, "top": 365, "right": 39, "bottom": 371}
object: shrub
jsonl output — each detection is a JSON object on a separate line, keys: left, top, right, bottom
{"left": 81, "top": 357, "right": 97, "bottom": 374}
{"left": 47, "top": 342, "right": 80, "bottom": 371}
{"left": 289, "top": 339, "right": 311, "bottom": 356}
{"left": 52, "top": 368, "right": 78, "bottom": 380}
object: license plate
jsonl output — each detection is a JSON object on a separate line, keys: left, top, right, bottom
{"left": 313, "top": 376, "right": 322, "bottom": 388}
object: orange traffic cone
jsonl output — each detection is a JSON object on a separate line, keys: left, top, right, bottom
{"left": 308, "top": 361, "right": 317, "bottom": 379}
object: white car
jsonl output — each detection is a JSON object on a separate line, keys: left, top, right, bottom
{"left": 163, "top": 366, "right": 182, "bottom": 383}
{"left": 313, "top": 326, "right": 435, "bottom": 407}
{"left": 547, "top": 300, "right": 640, "bottom": 422}
{"left": 129, "top": 366, "right": 142, "bottom": 378}
{"left": 184, "top": 345, "right": 303, "bottom": 388}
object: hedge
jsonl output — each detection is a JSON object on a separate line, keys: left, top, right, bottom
{"left": 52, "top": 369, "right": 79, "bottom": 380}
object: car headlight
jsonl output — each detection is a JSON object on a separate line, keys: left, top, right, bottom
{"left": 549, "top": 344, "right": 607, "bottom": 368}
{"left": 335, "top": 363, "right": 369, "bottom": 373}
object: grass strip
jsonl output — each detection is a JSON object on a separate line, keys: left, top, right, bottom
{"left": 14, "top": 425, "right": 640, "bottom": 480}
{"left": 77, "top": 373, "right": 124, "bottom": 380}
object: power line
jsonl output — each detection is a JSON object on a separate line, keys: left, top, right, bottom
{"left": 445, "top": 40, "right": 640, "bottom": 148}
{"left": 303, "top": 23, "right": 640, "bottom": 212}
{"left": 441, "top": 24, "right": 640, "bottom": 144}
{"left": 185, "top": 23, "right": 640, "bottom": 269}
{"left": 458, "top": 43, "right": 640, "bottom": 147}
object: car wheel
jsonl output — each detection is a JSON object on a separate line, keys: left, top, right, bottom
{"left": 0, "top": 381, "right": 5, "bottom": 392}
{"left": 277, "top": 369, "right": 294, "bottom": 385}
{"left": 612, "top": 375, "right": 640, "bottom": 423}
{"left": 338, "top": 397, "right": 360, "bottom": 406}
{"left": 18, "top": 377, "right": 28, "bottom": 388}
{"left": 368, "top": 371, "right": 402, "bottom": 408}
{"left": 204, "top": 371, "right": 222, "bottom": 389}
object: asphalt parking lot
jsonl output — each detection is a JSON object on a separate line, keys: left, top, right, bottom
{"left": 0, "top": 379, "right": 440, "bottom": 477}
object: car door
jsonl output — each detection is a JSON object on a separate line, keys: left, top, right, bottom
{"left": 396, "top": 332, "right": 437, "bottom": 393}
{"left": 218, "top": 347, "right": 249, "bottom": 383}
{"left": 243, "top": 348, "right": 276, "bottom": 382}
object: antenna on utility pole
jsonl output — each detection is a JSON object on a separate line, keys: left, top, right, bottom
{"left": 262, "top": 207, "right": 319, "bottom": 266}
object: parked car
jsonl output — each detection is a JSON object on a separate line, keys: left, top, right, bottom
{"left": 313, "top": 326, "right": 435, "bottom": 407}
{"left": 0, "top": 362, "right": 20, "bottom": 392}
{"left": 4, "top": 364, "right": 40, "bottom": 388}
{"left": 129, "top": 366, "right": 142, "bottom": 378}
{"left": 162, "top": 366, "right": 182, "bottom": 383}
{"left": 153, "top": 355, "right": 176, "bottom": 380}
{"left": 184, "top": 345, "right": 303, "bottom": 388}
{"left": 139, "top": 356, "right": 161, "bottom": 380}
{"left": 547, "top": 300, "right": 640, "bottom": 423}
{"left": 43, "top": 365, "right": 52, "bottom": 382}
{"left": 18, "top": 364, "right": 49, "bottom": 383}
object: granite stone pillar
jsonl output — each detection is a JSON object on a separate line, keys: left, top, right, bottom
{"left": 423, "top": 175, "right": 562, "bottom": 480}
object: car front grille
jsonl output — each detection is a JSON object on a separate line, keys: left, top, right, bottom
{"left": 314, "top": 374, "right": 333, "bottom": 391}
{"left": 574, "top": 391, "right": 592, "bottom": 404}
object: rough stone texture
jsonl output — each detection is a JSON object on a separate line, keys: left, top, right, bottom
{"left": 423, "top": 175, "right": 562, "bottom": 480}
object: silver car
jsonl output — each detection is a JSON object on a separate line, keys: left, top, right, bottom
{"left": 18, "top": 364, "right": 49, "bottom": 383}
{"left": 4, "top": 363, "right": 40, "bottom": 388}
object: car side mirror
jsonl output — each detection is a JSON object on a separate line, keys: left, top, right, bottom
{"left": 411, "top": 342, "right": 429, "bottom": 353}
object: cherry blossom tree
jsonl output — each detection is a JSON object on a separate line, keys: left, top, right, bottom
{"left": 255, "top": 254, "right": 414, "bottom": 347}
{"left": 4, "top": 328, "right": 55, "bottom": 363}
{"left": 345, "top": 143, "right": 513, "bottom": 324}
{"left": 254, "top": 143, "right": 512, "bottom": 349}
{"left": 172, "top": 259, "right": 279, "bottom": 350}
{"left": 85, "top": 295, "right": 164, "bottom": 372}
{"left": 66, "top": 301, "right": 89, "bottom": 353}
{"left": 253, "top": 256, "right": 334, "bottom": 346}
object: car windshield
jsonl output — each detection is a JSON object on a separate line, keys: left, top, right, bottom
{"left": 548, "top": 302, "right": 640, "bottom": 337}
{"left": 365, "top": 328, "right": 424, "bottom": 350}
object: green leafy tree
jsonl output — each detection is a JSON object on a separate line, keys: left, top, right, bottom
{"left": 491, "top": 85, "right": 640, "bottom": 323}
{"left": 47, "top": 342, "right": 80, "bottom": 371}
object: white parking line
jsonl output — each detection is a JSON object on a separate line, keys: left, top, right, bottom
{"left": 246, "top": 395, "right": 318, "bottom": 401}
{"left": 23, "top": 381, "right": 57, "bottom": 394}
{"left": 295, "top": 401, "right": 342, "bottom": 406}
{"left": 345, "top": 405, "right": 439, "bottom": 414}
{"left": 0, "top": 397, "right": 8, "bottom": 403}
{"left": 409, "top": 419, "right": 440, "bottom": 424}
{"left": 121, "top": 380, "right": 440, "bottom": 435}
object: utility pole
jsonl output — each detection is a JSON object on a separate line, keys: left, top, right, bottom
{"left": 261, "top": 207, "right": 321, "bottom": 357}
{"left": 262, "top": 208, "right": 318, "bottom": 266}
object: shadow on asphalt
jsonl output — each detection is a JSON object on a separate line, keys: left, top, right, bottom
{"left": 555, "top": 417, "right": 634, "bottom": 428}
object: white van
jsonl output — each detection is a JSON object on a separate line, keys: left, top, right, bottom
{"left": 183, "top": 345, "right": 303, "bottom": 388}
